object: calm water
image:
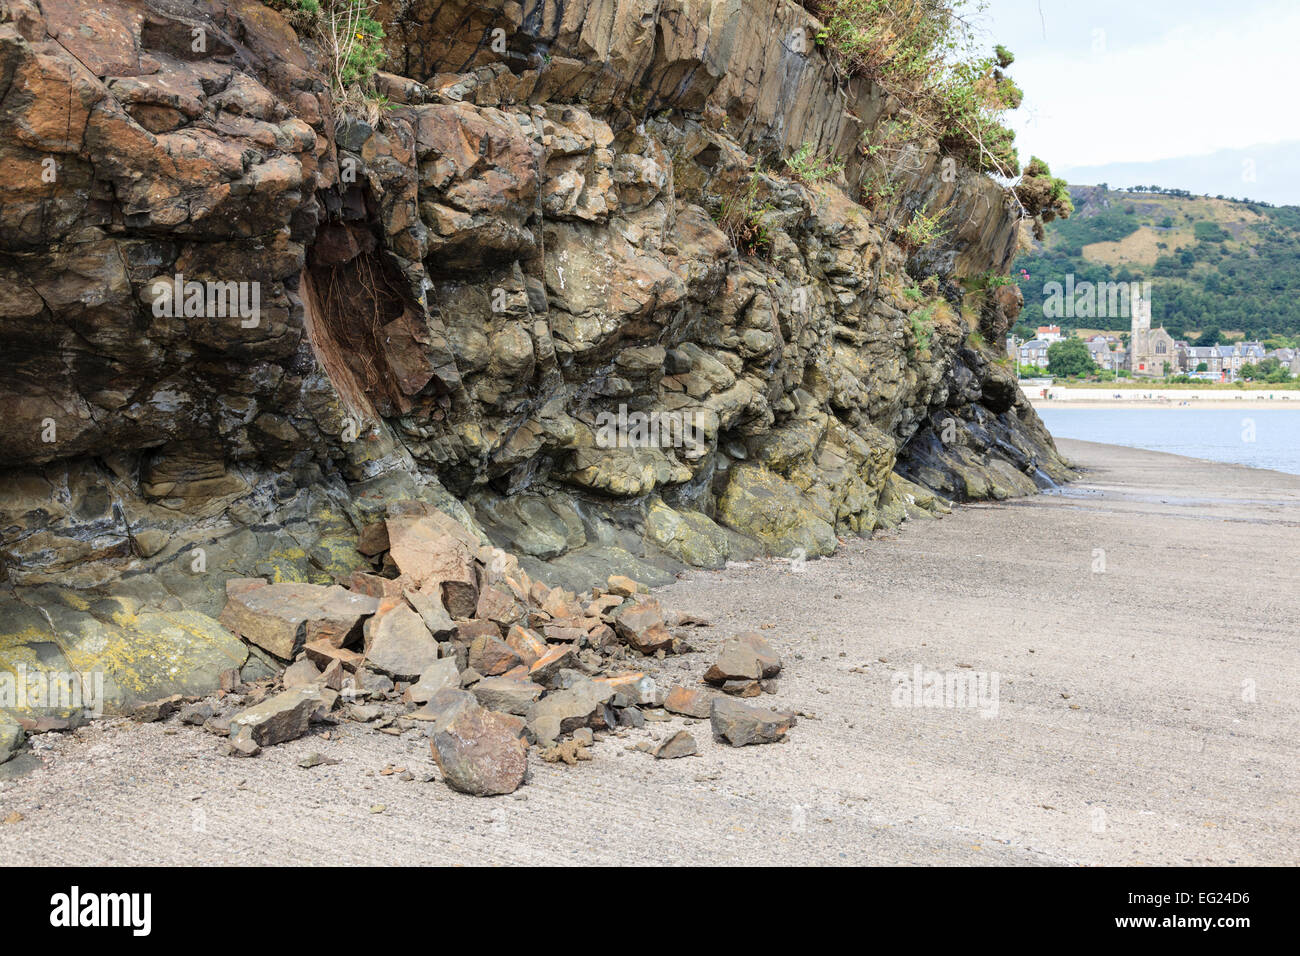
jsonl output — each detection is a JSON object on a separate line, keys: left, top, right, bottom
{"left": 1036, "top": 407, "right": 1300, "bottom": 476}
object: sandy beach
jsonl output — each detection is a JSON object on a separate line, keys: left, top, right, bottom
{"left": 2, "top": 438, "right": 1297, "bottom": 866}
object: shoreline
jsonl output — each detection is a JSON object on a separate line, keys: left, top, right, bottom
{"left": 3, "top": 440, "right": 1297, "bottom": 865}
{"left": 1032, "top": 399, "right": 1300, "bottom": 409}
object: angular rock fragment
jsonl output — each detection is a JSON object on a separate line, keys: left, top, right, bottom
{"left": 228, "top": 686, "right": 324, "bottom": 748}
{"left": 219, "top": 583, "right": 378, "bottom": 659}
{"left": 653, "top": 730, "right": 698, "bottom": 759}
{"left": 663, "top": 685, "right": 712, "bottom": 719}
{"left": 504, "top": 624, "right": 547, "bottom": 666}
{"left": 467, "top": 633, "right": 523, "bottom": 676}
{"left": 282, "top": 658, "right": 322, "bottom": 688}
{"left": 472, "top": 676, "right": 545, "bottom": 715}
{"left": 525, "top": 679, "right": 616, "bottom": 746}
{"left": 363, "top": 603, "right": 439, "bottom": 681}
{"left": 386, "top": 517, "right": 479, "bottom": 617}
{"left": 303, "top": 640, "right": 364, "bottom": 672}
{"left": 607, "top": 575, "right": 642, "bottom": 597}
{"left": 710, "top": 698, "right": 797, "bottom": 747}
{"left": 612, "top": 599, "right": 674, "bottom": 654}
{"left": 403, "top": 589, "right": 456, "bottom": 638}
{"left": 704, "top": 632, "right": 781, "bottom": 684}
{"left": 131, "top": 695, "right": 185, "bottom": 723}
{"left": 426, "top": 689, "right": 528, "bottom": 796}
{"left": 407, "top": 657, "right": 460, "bottom": 704}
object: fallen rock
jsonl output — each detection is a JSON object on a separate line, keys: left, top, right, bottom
{"left": 467, "top": 633, "right": 523, "bottom": 676}
{"left": 607, "top": 575, "right": 642, "bottom": 596}
{"left": 612, "top": 599, "right": 674, "bottom": 654}
{"left": 526, "top": 644, "right": 579, "bottom": 687}
{"left": 228, "top": 686, "right": 324, "bottom": 748}
{"left": 407, "top": 657, "right": 460, "bottom": 704}
{"left": 363, "top": 603, "right": 439, "bottom": 681}
{"left": 427, "top": 696, "right": 528, "bottom": 796}
{"left": 282, "top": 658, "right": 322, "bottom": 688}
{"left": 219, "top": 583, "right": 379, "bottom": 659}
{"left": 525, "top": 679, "right": 616, "bottom": 746}
{"left": 386, "top": 517, "right": 479, "bottom": 617}
{"left": 472, "top": 676, "right": 545, "bottom": 715}
{"left": 403, "top": 588, "right": 456, "bottom": 638}
{"left": 298, "top": 752, "right": 341, "bottom": 769}
{"left": 303, "top": 640, "right": 364, "bottom": 671}
{"left": 704, "top": 632, "right": 781, "bottom": 684}
{"left": 663, "top": 686, "right": 712, "bottom": 719}
{"left": 720, "top": 679, "right": 763, "bottom": 697}
{"left": 179, "top": 702, "right": 215, "bottom": 726}
{"left": 710, "top": 698, "right": 797, "bottom": 747}
{"left": 653, "top": 730, "right": 698, "bottom": 759}
{"left": 131, "top": 695, "right": 185, "bottom": 723}
{"left": 596, "top": 672, "right": 661, "bottom": 706}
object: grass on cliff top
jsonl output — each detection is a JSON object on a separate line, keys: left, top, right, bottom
{"left": 801, "top": 0, "right": 1021, "bottom": 177}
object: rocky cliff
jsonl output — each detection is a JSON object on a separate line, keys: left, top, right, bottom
{"left": 0, "top": 0, "right": 1071, "bottom": 717}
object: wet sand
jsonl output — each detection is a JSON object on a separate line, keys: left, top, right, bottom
{"left": 2, "top": 439, "right": 1297, "bottom": 865}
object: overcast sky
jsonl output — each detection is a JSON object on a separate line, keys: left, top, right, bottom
{"left": 974, "top": 0, "right": 1300, "bottom": 182}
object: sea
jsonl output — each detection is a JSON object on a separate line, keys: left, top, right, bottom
{"left": 1035, "top": 407, "right": 1300, "bottom": 477}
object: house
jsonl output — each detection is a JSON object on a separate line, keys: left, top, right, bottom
{"left": 1216, "top": 342, "right": 1266, "bottom": 380}
{"left": 1018, "top": 339, "right": 1051, "bottom": 369}
{"left": 1035, "top": 325, "right": 1063, "bottom": 343}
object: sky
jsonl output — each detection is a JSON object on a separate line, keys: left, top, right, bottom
{"left": 972, "top": 0, "right": 1300, "bottom": 201}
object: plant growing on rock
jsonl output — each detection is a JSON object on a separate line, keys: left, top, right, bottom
{"left": 785, "top": 142, "right": 845, "bottom": 184}
{"left": 270, "top": 0, "right": 387, "bottom": 98}
{"left": 804, "top": 0, "right": 1023, "bottom": 177}
{"left": 895, "top": 202, "right": 949, "bottom": 252}
{"left": 713, "top": 168, "right": 776, "bottom": 258}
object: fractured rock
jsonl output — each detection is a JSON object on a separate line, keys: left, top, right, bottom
{"left": 427, "top": 695, "right": 528, "bottom": 796}
{"left": 472, "top": 676, "right": 545, "bottom": 715}
{"left": 386, "top": 517, "right": 479, "bottom": 617}
{"left": 407, "top": 657, "right": 460, "bottom": 704}
{"left": 219, "top": 583, "right": 378, "bottom": 659}
{"left": 653, "top": 730, "right": 698, "bottom": 759}
{"left": 612, "top": 598, "right": 674, "bottom": 654}
{"left": 228, "top": 685, "right": 324, "bottom": 748}
{"left": 363, "top": 603, "right": 439, "bottom": 681}
{"left": 710, "top": 698, "right": 796, "bottom": 747}
{"left": 704, "top": 632, "right": 781, "bottom": 684}
{"left": 663, "top": 685, "right": 711, "bottom": 719}
{"left": 467, "top": 633, "right": 523, "bottom": 676}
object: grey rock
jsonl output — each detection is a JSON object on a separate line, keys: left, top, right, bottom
{"left": 710, "top": 698, "right": 797, "bottom": 746}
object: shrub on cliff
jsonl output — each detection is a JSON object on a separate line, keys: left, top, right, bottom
{"left": 804, "top": 0, "right": 1024, "bottom": 177}
{"left": 269, "top": 0, "right": 387, "bottom": 96}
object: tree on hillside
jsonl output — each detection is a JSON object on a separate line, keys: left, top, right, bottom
{"left": 1047, "top": 338, "right": 1097, "bottom": 377}
{"left": 1197, "top": 326, "right": 1221, "bottom": 346}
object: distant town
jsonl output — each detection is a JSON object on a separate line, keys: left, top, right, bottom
{"left": 1011, "top": 310, "right": 1300, "bottom": 385}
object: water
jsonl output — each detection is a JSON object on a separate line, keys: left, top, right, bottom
{"left": 1036, "top": 407, "right": 1300, "bottom": 476}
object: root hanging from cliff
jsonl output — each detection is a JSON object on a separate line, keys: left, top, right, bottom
{"left": 304, "top": 236, "right": 415, "bottom": 418}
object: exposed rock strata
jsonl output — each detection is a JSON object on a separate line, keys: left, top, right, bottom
{"left": 0, "top": 0, "right": 1071, "bottom": 718}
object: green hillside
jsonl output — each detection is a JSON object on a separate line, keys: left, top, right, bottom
{"left": 1011, "top": 185, "right": 1300, "bottom": 343}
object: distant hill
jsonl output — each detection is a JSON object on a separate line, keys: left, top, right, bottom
{"left": 1053, "top": 142, "right": 1300, "bottom": 208}
{"left": 1011, "top": 185, "right": 1300, "bottom": 342}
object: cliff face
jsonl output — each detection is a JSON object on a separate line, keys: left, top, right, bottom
{"left": 0, "top": 0, "right": 1069, "bottom": 710}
